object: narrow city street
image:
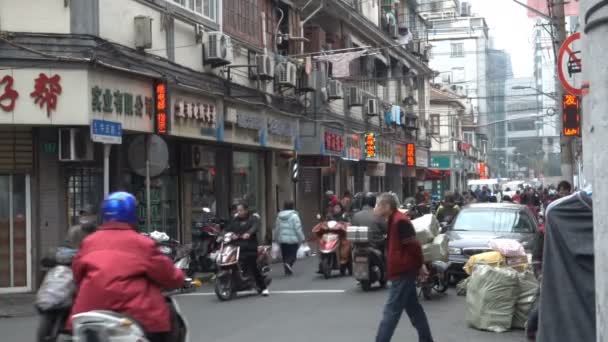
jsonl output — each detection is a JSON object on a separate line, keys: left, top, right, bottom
{"left": 0, "top": 258, "right": 525, "bottom": 342}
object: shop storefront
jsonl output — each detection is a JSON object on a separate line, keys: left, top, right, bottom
{"left": 428, "top": 155, "right": 452, "bottom": 197}
{"left": 364, "top": 137, "right": 392, "bottom": 192}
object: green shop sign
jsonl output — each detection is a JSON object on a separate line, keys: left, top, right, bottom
{"left": 430, "top": 156, "right": 451, "bottom": 170}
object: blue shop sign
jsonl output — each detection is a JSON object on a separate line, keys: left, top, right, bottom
{"left": 91, "top": 119, "right": 122, "bottom": 144}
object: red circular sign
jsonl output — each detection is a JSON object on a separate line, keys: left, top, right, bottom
{"left": 557, "top": 32, "right": 582, "bottom": 96}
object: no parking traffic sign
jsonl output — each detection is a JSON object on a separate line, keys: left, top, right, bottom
{"left": 558, "top": 32, "right": 583, "bottom": 96}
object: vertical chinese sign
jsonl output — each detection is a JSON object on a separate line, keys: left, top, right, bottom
{"left": 406, "top": 143, "right": 416, "bottom": 167}
{"left": 479, "top": 162, "right": 487, "bottom": 179}
{"left": 365, "top": 133, "right": 376, "bottom": 158}
{"left": 562, "top": 94, "right": 581, "bottom": 137}
{"left": 154, "top": 81, "right": 168, "bottom": 135}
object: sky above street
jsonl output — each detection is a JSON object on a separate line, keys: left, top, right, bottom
{"left": 468, "top": 0, "right": 536, "bottom": 78}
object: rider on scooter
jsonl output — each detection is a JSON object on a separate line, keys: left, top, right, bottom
{"left": 351, "top": 193, "right": 386, "bottom": 251}
{"left": 68, "top": 192, "right": 186, "bottom": 342}
{"left": 225, "top": 201, "right": 269, "bottom": 296}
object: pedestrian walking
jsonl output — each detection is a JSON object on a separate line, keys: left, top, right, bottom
{"left": 373, "top": 193, "right": 434, "bottom": 342}
{"left": 273, "top": 201, "right": 305, "bottom": 276}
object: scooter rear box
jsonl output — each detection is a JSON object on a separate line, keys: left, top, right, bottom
{"left": 347, "top": 226, "right": 369, "bottom": 242}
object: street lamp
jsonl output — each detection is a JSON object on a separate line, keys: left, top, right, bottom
{"left": 511, "top": 86, "right": 558, "bottom": 101}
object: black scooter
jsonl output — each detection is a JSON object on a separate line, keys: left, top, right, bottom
{"left": 352, "top": 242, "right": 387, "bottom": 291}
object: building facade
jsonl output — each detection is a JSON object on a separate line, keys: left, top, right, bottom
{"left": 0, "top": 0, "right": 433, "bottom": 292}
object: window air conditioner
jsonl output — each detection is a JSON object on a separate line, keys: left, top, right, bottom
{"left": 366, "top": 98, "right": 379, "bottom": 116}
{"left": 348, "top": 87, "right": 364, "bottom": 107}
{"left": 276, "top": 62, "right": 297, "bottom": 87}
{"left": 256, "top": 54, "right": 275, "bottom": 80}
{"left": 204, "top": 32, "right": 234, "bottom": 67}
{"left": 327, "top": 80, "right": 343, "bottom": 100}
{"left": 59, "top": 128, "right": 94, "bottom": 161}
{"left": 134, "top": 16, "right": 153, "bottom": 50}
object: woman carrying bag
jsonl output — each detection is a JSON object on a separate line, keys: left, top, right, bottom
{"left": 273, "top": 201, "right": 305, "bottom": 276}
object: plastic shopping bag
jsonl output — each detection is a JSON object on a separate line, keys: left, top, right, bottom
{"left": 36, "top": 265, "right": 75, "bottom": 311}
{"left": 297, "top": 242, "right": 311, "bottom": 259}
{"left": 489, "top": 239, "right": 526, "bottom": 257}
{"left": 271, "top": 242, "right": 281, "bottom": 260}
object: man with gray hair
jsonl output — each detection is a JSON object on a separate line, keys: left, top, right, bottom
{"left": 373, "top": 193, "right": 433, "bottom": 342}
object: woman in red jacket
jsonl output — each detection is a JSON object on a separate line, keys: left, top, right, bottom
{"left": 69, "top": 192, "right": 185, "bottom": 342}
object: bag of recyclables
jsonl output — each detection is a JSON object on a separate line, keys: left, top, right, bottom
{"left": 412, "top": 214, "right": 439, "bottom": 244}
{"left": 512, "top": 271, "right": 539, "bottom": 329}
{"left": 466, "top": 264, "right": 519, "bottom": 333}
{"left": 36, "top": 265, "right": 75, "bottom": 311}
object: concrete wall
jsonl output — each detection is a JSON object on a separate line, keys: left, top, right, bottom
{"left": 0, "top": 0, "right": 70, "bottom": 33}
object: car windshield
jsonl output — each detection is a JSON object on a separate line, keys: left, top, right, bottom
{"left": 452, "top": 208, "right": 530, "bottom": 233}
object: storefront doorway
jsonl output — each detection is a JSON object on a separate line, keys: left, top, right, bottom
{"left": 0, "top": 175, "right": 31, "bottom": 293}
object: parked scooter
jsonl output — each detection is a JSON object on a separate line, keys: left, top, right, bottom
{"left": 214, "top": 232, "right": 272, "bottom": 301}
{"left": 417, "top": 222, "right": 450, "bottom": 300}
{"left": 71, "top": 279, "right": 201, "bottom": 342}
{"left": 348, "top": 228, "right": 387, "bottom": 291}
{"left": 313, "top": 219, "right": 352, "bottom": 279}
{"left": 189, "top": 207, "right": 224, "bottom": 275}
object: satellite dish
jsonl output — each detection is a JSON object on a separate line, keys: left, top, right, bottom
{"left": 128, "top": 135, "right": 169, "bottom": 177}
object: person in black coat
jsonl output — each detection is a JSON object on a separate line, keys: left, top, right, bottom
{"left": 225, "top": 201, "right": 268, "bottom": 296}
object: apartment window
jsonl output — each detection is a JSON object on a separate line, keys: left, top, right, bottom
{"left": 430, "top": 114, "right": 440, "bottom": 135}
{"left": 451, "top": 43, "right": 464, "bottom": 57}
{"left": 170, "top": 0, "right": 217, "bottom": 22}
{"left": 464, "top": 131, "right": 474, "bottom": 145}
{"left": 223, "top": 0, "right": 262, "bottom": 47}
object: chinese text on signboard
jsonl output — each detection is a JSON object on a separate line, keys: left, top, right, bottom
{"left": 479, "top": 162, "right": 487, "bottom": 179}
{"left": 324, "top": 131, "right": 344, "bottom": 154}
{"left": 365, "top": 133, "right": 376, "bottom": 158}
{"left": 0, "top": 73, "right": 62, "bottom": 116}
{"left": 155, "top": 82, "right": 168, "bottom": 135}
{"left": 562, "top": 94, "right": 581, "bottom": 137}
{"left": 406, "top": 143, "right": 416, "bottom": 167}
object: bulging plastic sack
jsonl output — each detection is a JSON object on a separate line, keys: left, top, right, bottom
{"left": 512, "top": 271, "right": 539, "bottom": 329}
{"left": 297, "top": 243, "right": 312, "bottom": 259}
{"left": 489, "top": 239, "right": 525, "bottom": 257}
{"left": 466, "top": 264, "right": 519, "bottom": 333}
{"left": 271, "top": 242, "right": 281, "bottom": 260}
{"left": 412, "top": 214, "right": 439, "bottom": 244}
{"left": 36, "top": 266, "right": 75, "bottom": 311}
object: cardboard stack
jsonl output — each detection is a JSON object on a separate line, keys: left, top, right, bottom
{"left": 412, "top": 214, "right": 448, "bottom": 262}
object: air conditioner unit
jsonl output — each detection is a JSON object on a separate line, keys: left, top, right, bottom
{"left": 298, "top": 68, "right": 317, "bottom": 92}
{"left": 348, "top": 87, "right": 364, "bottom": 107}
{"left": 366, "top": 98, "right": 379, "bottom": 116}
{"left": 327, "top": 80, "right": 343, "bottom": 100}
{"left": 134, "top": 16, "right": 153, "bottom": 50}
{"left": 256, "top": 54, "right": 274, "bottom": 80}
{"left": 276, "top": 62, "right": 297, "bottom": 87}
{"left": 59, "top": 128, "right": 94, "bottom": 161}
{"left": 203, "top": 32, "right": 233, "bottom": 67}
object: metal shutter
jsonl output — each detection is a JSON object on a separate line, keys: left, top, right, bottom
{"left": 0, "top": 127, "right": 33, "bottom": 173}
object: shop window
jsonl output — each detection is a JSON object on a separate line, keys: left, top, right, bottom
{"left": 232, "top": 152, "right": 261, "bottom": 214}
{"left": 66, "top": 167, "right": 103, "bottom": 226}
{"left": 187, "top": 147, "right": 217, "bottom": 228}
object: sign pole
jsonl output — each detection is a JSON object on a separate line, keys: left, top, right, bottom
{"left": 103, "top": 144, "right": 111, "bottom": 196}
{"left": 145, "top": 135, "right": 151, "bottom": 232}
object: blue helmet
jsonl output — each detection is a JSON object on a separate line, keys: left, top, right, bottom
{"left": 102, "top": 192, "right": 137, "bottom": 225}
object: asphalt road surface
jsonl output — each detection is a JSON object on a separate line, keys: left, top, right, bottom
{"left": 0, "top": 257, "right": 525, "bottom": 341}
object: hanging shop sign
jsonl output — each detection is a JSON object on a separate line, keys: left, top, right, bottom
{"left": 323, "top": 130, "right": 344, "bottom": 155}
{"left": 367, "top": 138, "right": 392, "bottom": 163}
{"left": 478, "top": 162, "right": 488, "bottom": 179}
{"left": 365, "top": 133, "right": 376, "bottom": 158}
{"left": 346, "top": 134, "right": 362, "bottom": 160}
{"left": 430, "top": 156, "right": 451, "bottom": 170}
{"left": 562, "top": 94, "right": 581, "bottom": 137}
{"left": 0, "top": 69, "right": 86, "bottom": 125}
{"left": 154, "top": 81, "right": 168, "bottom": 135}
{"left": 89, "top": 71, "right": 155, "bottom": 132}
{"left": 416, "top": 148, "right": 429, "bottom": 168}
{"left": 406, "top": 143, "right": 416, "bottom": 167}
{"left": 171, "top": 93, "right": 217, "bottom": 138}
{"left": 394, "top": 144, "right": 406, "bottom": 165}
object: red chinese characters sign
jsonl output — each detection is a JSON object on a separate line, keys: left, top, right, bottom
{"left": 406, "top": 143, "right": 416, "bottom": 167}
{"left": 479, "top": 162, "right": 487, "bottom": 179}
{"left": 0, "top": 75, "right": 19, "bottom": 112}
{"left": 346, "top": 134, "right": 362, "bottom": 160}
{"left": 155, "top": 82, "right": 168, "bottom": 135}
{"left": 365, "top": 133, "right": 376, "bottom": 158}
{"left": 0, "top": 73, "right": 63, "bottom": 116}
{"left": 30, "top": 73, "right": 62, "bottom": 117}
{"left": 324, "top": 131, "right": 344, "bottom": 155}
{"left": 562, "top": 94, "right": 581, "bottom": 137}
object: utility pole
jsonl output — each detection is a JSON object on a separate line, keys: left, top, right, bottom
{"left": 582, "top": 1, "right": 608, "bottom": 339}
{"left": 550, "top": 0, "right": 574, "bottom": 183}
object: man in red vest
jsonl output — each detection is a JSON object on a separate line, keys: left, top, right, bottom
{"left": 374, "top": 193, "right": 434, "bottom": 342}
